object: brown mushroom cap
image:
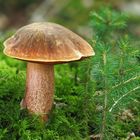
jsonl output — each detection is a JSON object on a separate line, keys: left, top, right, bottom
{"left": 4, "top": 22, "right": 95, "bottom": 63}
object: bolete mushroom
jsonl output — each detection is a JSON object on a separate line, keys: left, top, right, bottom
{"left": 3, "top": 22, "right": 95, "bottom": 121}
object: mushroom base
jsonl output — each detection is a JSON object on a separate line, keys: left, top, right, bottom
{"left": 24, "top": 62, "right": 54, "bottom": 121}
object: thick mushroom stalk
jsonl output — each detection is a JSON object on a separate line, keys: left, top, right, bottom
{"left": 24, "top": 62, "right": 54, "bottom": 121}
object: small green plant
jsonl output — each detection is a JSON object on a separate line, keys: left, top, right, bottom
{"left": 88, "top": 7, "right": 140, "bottom": 139}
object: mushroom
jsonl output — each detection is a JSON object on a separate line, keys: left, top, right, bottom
{"left": 3, "top": 22, "right": 95, "bottom": 121}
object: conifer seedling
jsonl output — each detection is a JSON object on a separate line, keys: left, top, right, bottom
{"left": 3, "top": 22, "right": 95, "bottom": 121}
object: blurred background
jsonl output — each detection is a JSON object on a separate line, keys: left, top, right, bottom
{"left": 0, "top": 0, "right": 140, "bottom": 38}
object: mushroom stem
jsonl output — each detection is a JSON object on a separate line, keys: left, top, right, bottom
{"left": 24, "top": 62, "right": 54, "bottom": 121}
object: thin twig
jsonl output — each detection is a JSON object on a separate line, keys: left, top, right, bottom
{"left": 112, "top": 75, "right": 140, "bottom": 90}
{"left": 100, "top": 52, "right": 107, "bottom": 140}
{"left": 109, "top": 86, "right": 140, "bottom": 112}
